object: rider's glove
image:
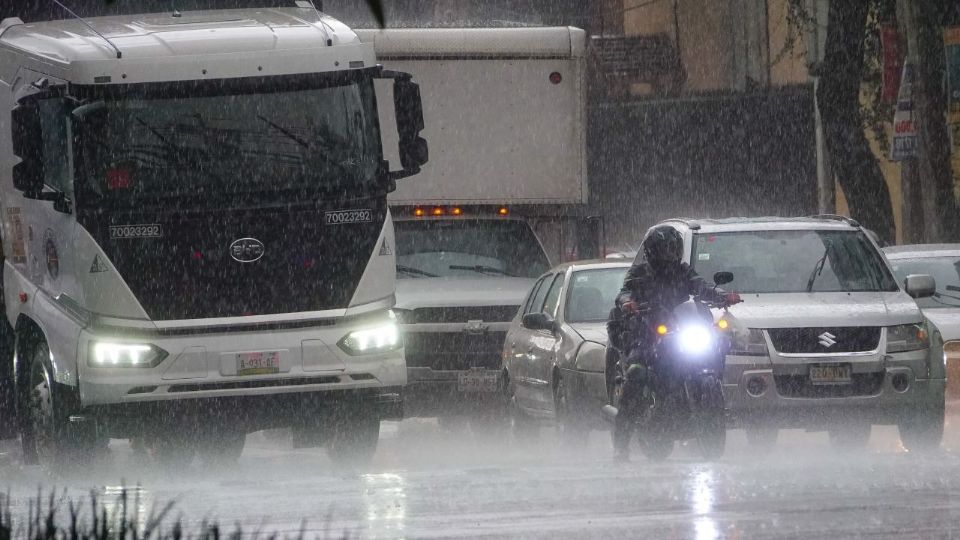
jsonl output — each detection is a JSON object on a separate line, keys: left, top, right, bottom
{"left": 621, "top": 301, "right": 638, "bottom": 314}
{"left": 724, "top": 292, "right": 742, "bottom": 305}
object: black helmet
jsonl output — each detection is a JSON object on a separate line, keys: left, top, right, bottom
{"left": 642, "top": 226, "right": 683, "bottom": 269}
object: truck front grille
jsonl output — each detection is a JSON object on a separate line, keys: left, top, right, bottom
{"left": 400, "top": 306, "right": 518, "bottom": 324}
{"left": 404, "top": 331, "right": 507, "bottom": 370}
{"left": 768, "top": 327, "right": 881, "bottom": 354}
{"left": 774, "top": 373, "right": 884, "bottom": 398}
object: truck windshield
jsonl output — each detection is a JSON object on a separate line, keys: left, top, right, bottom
{"left": 70, "top": 72, "right": 381, "bottom": 206}
{"left": 395, "top": 219, "right": 550, "bottom": 278}
{"left": 691, "top": 230, "right": 898, "bottom": 294}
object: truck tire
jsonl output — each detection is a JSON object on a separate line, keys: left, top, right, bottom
{"left": 327, "top": 408, "right": 380, "bottom": 467}
{"left": 22, "top": 339, "right": 96, "bottom": 474}
{"left": 197, "top": 427, "right": 246, "bottom": 466}
{"left": 899, "top": 402, "right": 944, "bottom": 452}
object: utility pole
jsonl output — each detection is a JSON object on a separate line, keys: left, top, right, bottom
{"left": 805, "top": 0, "right": 834, "bottom": 214}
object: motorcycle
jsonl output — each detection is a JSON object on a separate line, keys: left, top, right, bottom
{"left": 603, "top": 272, "right": 736, "bottom": 461}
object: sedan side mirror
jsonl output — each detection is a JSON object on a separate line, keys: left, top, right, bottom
{"left": 522, "top": 312, "right": 557, "bottom": 333}
{"left": 904, "top": 274, "right": 935, "bottom": 299}
{"left": 713, "top": 271, "right": 734, "bottom": 286}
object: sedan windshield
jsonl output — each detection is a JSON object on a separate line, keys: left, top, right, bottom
{"left": 565, "top": 268, "right": 628, "bottom": 323}
{"left": 692, "top": 230, "right": 898, "bottom": 294}
{"left": 69, "top": 72, "right": 381, "bottom": 207}
{"left": 889, "top": 256, "right": 960, "bottom": 308}
{"left": 395, "top": 219, "right": 550, "bottom": 278}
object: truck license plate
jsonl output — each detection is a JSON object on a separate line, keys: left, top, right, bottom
{"left": 810, "top": 364, "right": 852, "bottom": 385}
{"left": 237, "top": 351, "right": 281, "bottom": 376}
{"left": 458, "top": 371, "right": 500, "bottom": 392}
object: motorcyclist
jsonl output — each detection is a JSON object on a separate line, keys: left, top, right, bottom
{"left": 610, "top": 225, "right": 739, "bottom": 461}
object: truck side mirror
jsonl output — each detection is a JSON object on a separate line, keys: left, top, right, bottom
{"left": 379, "top": 69, "right": 428, "bottom": 180}
{"left": 11, "top": 100, "right": 45, "bottom": 197}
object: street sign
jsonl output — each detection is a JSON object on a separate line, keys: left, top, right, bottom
{"left": 891, "top": 62, "right": 917, "bottom": 161}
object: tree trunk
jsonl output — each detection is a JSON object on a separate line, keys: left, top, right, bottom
{"left": 816, "top": 0, "right": 896, "bottom": 243}
{"left": 898, "top": 0, "right": 959, "bottom": 243}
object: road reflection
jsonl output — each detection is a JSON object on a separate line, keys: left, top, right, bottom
{"left": 689, "top": 468, "right": 719, "bottom": 540}
{"left": 361, "top": 472, "right": 407, "bottom": 538}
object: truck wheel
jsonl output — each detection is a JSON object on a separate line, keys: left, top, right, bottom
{"left": 23, "top": 339, "right": 95, "bottom": 473}
{"left": 197, "top": 427, "right": 246, "bottom": 466}
{"left": 899, "top": 402, "right": 944, "bottom": 452}
{"left": 0, "top": 319, "right": 16, "bottom": 440}
{"left": 828, "top": 422, "right": 871, "bottom": 450}
{"left": 328, "top": 410, "right": 380, "bottom": 467}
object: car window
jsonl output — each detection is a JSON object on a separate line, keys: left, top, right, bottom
{"left": 541, "top": 273, "right": 565, "bottom": 317}
{"left": 691, "top": 230, "right": 898, "bottom": 294}
{"left": 889, "top": 255, "right": 960, "bottom": 309}
{"left": 523, "top": 276, "right": 548, "bottom": 315}
{"left": 565, "top": 268, "right": 628, "bottom": 323}
{"left": 527, "top": 274, "right": 553, "bottom": 315}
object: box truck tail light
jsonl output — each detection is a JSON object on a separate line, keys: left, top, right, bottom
{"left": 414, "top": 208, "right": 425, "bottom": 217}
{"left": 431, "top": 207, "right": 444, "bottom": 216}
{"left": 549, "top": 72, "right": 562, "bottom": 84}
{"left": 497, "top": 207, "right": 509, "bottom": 216}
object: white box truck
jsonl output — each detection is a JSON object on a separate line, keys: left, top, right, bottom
{"left": 357, "top": 27, "right": 589, "bottom": 424}
{"left": 0, "top": 2, "right": 427, "bottom": 471}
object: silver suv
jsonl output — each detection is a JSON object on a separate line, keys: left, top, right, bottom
{"left": 652, "top": 216, "right": 945, "bottom": 450}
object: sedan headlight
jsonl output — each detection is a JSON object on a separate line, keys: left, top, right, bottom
{"left": 89, "top": 342, "right": 168, "bottom": 367}
{"left": 729, "top": 328, "right": 767, "bottom": 356}
{"left": 339, "top": 320, "right": 402, "bottom": 355}
{"left": 886, "top": 323, "right": 929, "bottom": 353}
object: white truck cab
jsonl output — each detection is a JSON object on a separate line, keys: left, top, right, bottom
{"left": 0, "top": 4, "right": 428, "bottom": 470}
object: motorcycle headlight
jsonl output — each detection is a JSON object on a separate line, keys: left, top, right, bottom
{"left": 89, "top": 342, "right": 168, "bottom": 368}
{"left": 339, "top": 319, "right": 402, "bottom": 356}
{"left": 886, "top": 323, "right": 929, "bottom": 353}
{"left": 730, "top": 328, "right": 767, "bottom": 356}
{"left": 678, "top": 325, "right": 714, "bottom": 355}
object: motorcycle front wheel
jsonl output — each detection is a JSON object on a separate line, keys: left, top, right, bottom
{"left": 695, "top": 375, "right": 726, "bottom": 460}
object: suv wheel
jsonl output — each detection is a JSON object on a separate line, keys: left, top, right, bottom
{"left": 899, "top": 402, "right": 944, "bottom": 452}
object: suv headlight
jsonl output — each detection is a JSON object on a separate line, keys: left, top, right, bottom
{"left": 339, "top": 319, "right": 402, "bottom": 355}
{"left": 729, "top": 328, "right": 767, "bottom": 356}
{"left": 89, "top": 342, "right": 168, "bottom": 367}
{"left": 886, "top": 323, "right": 929, "bottom": 353}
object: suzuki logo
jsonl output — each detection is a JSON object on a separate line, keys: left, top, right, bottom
{"left": 818, "top": 331, "right": 837, "bottom": 348}
{"left": 229, "top": 238, "right": 265, "bottom": 263}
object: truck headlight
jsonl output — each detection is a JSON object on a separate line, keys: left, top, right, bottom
{"left": 89, "top": 342, "right": 168, "bottom": 367}
{"left": 339, "top": 321, "right": 402, "bottom": 355}
{"left": 729, "top": 328, "right": 767, "bottom": 356}
{"left": 886, "top": 323, "right": 929, "bottom": 353}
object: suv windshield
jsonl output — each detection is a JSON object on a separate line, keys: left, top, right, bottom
{"left": 395, "top": 219, "right": 550, "bottom": 278}
{"left": 889, "top": 255, "right": 960, "bottom": 308}
{"left": 692, "top": 230, "right": 898, "bottom": 294}
{"left": 565, "top": 268, "right": 627, "bottom": 323}
{"left": 68, "top": 72, "right": 381, "bottom": 207}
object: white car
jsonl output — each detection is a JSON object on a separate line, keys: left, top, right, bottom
{"left": 638, "top": 216, "right": 945, "bottom": 450}
{"left": 884, "top": 244, "right": 960, "bottom": 398}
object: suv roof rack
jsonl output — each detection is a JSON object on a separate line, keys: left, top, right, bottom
{"left": 807, "top": 214, "right": 860, "bottom": 227}
{"left": 660, "top": 217, "right": 701, "bottom": 230}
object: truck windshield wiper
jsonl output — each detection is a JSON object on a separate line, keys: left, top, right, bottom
{"left": 449, "top": 265, "right": 516, "bottom": 277}
{"left": 256, "top": 114, "right": 353, "bottom": 177}
{"left": 933, "top": 290, "right": 960, "bottom": 304}
{"left": 397, "top": 265, "right": 438, "bottom": 278}
{"left": 805, "top": 247, "right": 830, "bottom": 292}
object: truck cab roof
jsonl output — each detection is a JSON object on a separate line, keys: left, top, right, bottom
{"left": 0, "top": 7, "right": 373, "bottom": 84}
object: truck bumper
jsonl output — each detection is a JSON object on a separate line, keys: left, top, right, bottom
{"left": 404, "top": 368, "right": 506, "bottom": 417}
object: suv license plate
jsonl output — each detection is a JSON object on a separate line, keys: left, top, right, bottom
{"left": 810, "top": 364, "right": 852, "bottom": 385}
{"left": 237, "top": 351, "right": 281, "bottom": 376}
{"left": 458, "top": 371, "right": 500, "bottom": 392}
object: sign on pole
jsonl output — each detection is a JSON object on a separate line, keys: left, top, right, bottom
{"left": 891, "top": 62, "right": 917, "bottom": 162}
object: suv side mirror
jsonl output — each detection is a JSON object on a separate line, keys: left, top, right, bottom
{"left": 11, "top": 100, "right": 45, "bottom": 196}
{"left": 379, "top": 69, "right": 428, "bottom": 181}
{"left": 904, "top": 274, "right": 935, "bottom": 299}
{"left": 522, "top": 312, "right": 557, "bottom": 333}
{"left": 713, "top": 272, "right": 734, "bottom": 286}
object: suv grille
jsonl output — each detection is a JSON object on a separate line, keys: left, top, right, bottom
{"left": 768, "top": 327, "right": 881, "bottom": 354}
{"left": 399, "top": 306, "right": 518, "bottom": 324}
{"left": 404, "top": 331, "right": 506, "bottom": 370}
{"left": 774, "top": 373, "right": 884, "bottom": 398}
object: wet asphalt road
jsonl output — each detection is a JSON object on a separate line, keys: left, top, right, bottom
{"left": 4, "top": 408, "right": 960, "bottom": 539}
